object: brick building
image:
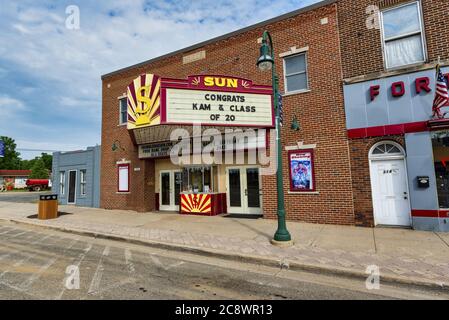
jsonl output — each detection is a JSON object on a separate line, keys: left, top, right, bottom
{"left": 99, "top": 0, "right": 449, "bottom": 231}
{"left": 340, "top": 0, "right": 449, "bottom": 231}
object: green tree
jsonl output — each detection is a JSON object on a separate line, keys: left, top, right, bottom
{"left": 40, "top": 153, "right": 53, "bottom": 171}
{"left": 29, "top": 158, "right": 49, "bottom": 179}
{"left": 0, "top": 136, "right": 21, "bottom": 170}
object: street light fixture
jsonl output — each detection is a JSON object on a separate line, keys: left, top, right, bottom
{"left": 257, "top": 30, "right": 292, "bottom": 246}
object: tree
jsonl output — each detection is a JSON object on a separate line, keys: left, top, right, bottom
{"left": 40, "top": 153, "right": 53, "bottom": 172}
{"left": 29, "top": 158, "right": 49, "bottom": 179}
{"left": 0, "top": 136, "right": 21, "bottom": 170}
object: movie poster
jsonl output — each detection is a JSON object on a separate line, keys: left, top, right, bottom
{"left": 289, "top": 151, "right": 314, "bottom": 192}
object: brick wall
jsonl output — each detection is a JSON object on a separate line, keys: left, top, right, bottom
{"left": 338, "top": 0, "right": 449, "bottom": 79}
{"left": 101, "top": 3, "right": 355, "bottom": 225}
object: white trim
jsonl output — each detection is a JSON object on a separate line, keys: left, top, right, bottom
{"left": 379, "top": 1, "right": 427, "bottom": 70}
{"left": 282, "top": 89, "right": 311, "bottom": 97}
{"left": 369, "top": 141, "right": 406, "bottom": 160}
{"left": 117, "top": 94, "right": 127, "bottom": 99}
{"left": 67, "top": 170, "right": 77, "bottom": 205}
{"left": 285, "top": 142, "right": 317, "bottom": 151}
{"left": 116, "top": 159, "right": 131, "bottom": 165}
{"left": 279, "top": 46, "right": 309, "bottom": 58}
{"left": 288, "top": 191, "right": 320, "bottom": 195}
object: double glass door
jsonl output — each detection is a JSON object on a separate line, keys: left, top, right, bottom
{"left": 160, "top": 170, "right": 182, "bottom": 211}
{"left": 226, "top": 167, "right": 262, "bottom": 215}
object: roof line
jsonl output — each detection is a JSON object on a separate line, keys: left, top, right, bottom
{"left": 101, "top": 0, "right": 337, "bottom": 80}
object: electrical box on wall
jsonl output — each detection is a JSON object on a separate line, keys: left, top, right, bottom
{"left": 417, "top": 176, "right": 430, "bottom": 189}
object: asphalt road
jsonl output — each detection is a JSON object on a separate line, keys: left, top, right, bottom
{"left": 0, "top": 221, "right": 447, "bottom": 300}
{"left": 0, "top": 191, "right": 52, "bottom": 204}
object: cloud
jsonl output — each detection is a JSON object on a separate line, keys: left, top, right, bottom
{"left": 0, "top": 0, "right": 320, "bottom": 160}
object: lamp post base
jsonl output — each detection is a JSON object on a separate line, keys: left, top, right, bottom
{"left": 271, "top": 239, "right": 294, "bottom": 247}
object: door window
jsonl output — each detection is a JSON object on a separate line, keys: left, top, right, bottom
{"left": 246, "top": 168, "right": 260, "bottom": 208}
{"left": 161, "top": 172, "right": 170, "bottom": 206}
{"left": 228, "top": 169, "right": 241, "bottom": 207}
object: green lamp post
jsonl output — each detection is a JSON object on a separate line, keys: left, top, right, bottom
{"left": 257, "top": 30, "right": 292, "bottom": 245}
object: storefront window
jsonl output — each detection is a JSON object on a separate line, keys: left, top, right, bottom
{"left": 182, "top": 166, "right": 216, "bottom": 193}
{"left": 432, "top": 131, "right": 449, "bottom": 208}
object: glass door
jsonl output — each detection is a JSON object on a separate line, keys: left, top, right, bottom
{"left": 159, "top": 170, "right": 182, "bottom": 211}
{"left": 226, "top": 167, "right": 262, "bottom": 215}
{"left": 246, "top": 168, "right": 262, "bottom": 214}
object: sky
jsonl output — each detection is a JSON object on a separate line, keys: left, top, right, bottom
{"left": 0, "top": 0, "right": 320, "bottom": 160}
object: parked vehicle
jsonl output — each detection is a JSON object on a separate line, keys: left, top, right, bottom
{"left": 26, "top": 179, "right": 50, "bottom": 192}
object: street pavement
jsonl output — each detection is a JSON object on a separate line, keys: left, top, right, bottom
{"left": 1, "top": 201, "right": 449, "bottom": 293}
{"left": 0, "top": 191, "right": 51, "bottom": 204}
{"left": 1, "top": 221, "right": 447, "bottom": 300}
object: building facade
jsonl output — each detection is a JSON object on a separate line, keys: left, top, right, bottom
{"left": 100, "top": 0, "right": 356, "bottom": 225}
{"left": 339, "top": 0, "right": 449, "bottom": 231}
{"left": 99, "top": 0, "right": 449, "bottom": 231}
{"left": 52, "top": 146, "right": 101, "bottom": 207}
{"left": 0, "top": 170, "right": 31, "bottom": 190}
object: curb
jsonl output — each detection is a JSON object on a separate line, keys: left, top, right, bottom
{"left": 3, "top": 217, "right": 449, "bottom": 293}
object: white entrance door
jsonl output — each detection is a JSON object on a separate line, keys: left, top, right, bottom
{"left": 226, "top": 167, "right": 262, "bottom": 215}
{"left": 370, "top": 159, "right": 411, "bottom": 227}
{"left": 159, "top": 170, "right": 182, "bottom": 211}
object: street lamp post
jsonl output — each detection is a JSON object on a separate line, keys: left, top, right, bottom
{"left": 257, "top": 30, "right": 292, "bottom": 245}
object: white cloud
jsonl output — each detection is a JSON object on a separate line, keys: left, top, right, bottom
{"left": 0, "top": 0, "right": 320, "bottom": 159}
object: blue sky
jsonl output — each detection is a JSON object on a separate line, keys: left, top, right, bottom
{"left": 0, "top": 0, "right": 320, "bottom": 160}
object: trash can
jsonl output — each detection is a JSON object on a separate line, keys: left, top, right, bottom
{"left": 38, "top": 194, "right": 58, "bottom": 220}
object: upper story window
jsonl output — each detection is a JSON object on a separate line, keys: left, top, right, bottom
{"left": 283, "top": 53, "right": 308, "bottom": 93}
{"left": 119, "top": 98, "right": 127, "bottom": 125}
{"left": 381, "top": 1, "right": 426, "bottom": 69}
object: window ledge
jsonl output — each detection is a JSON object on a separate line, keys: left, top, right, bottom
{"left": 282, "top": 89, "right": 311, "bottom": 97}
{"left": 288, "top": 191, "right": 320, "bottom": 195}
{"left": 116, "top": 192, "right": 130, "bottom": 195}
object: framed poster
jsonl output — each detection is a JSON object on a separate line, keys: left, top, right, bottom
{"left": 288, "top": 149, "right": 315, "bottom": 192}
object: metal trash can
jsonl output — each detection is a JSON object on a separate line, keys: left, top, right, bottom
{"left": 38, "top": 194, "right": 58, "bottom": 220}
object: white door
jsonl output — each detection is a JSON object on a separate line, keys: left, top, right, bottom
{"left": 226, "top": 167, "right": 262, "bottom": 215}
{"left": 159, "top": 170, "right": 182, "bottom": 211}
{"left": 370, "top": 159, "right": 411, "bottom": 227}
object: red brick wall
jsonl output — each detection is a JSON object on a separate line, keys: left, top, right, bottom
{"left": 101, "top": 4, "right": 355, "bottom": 225}
{"left": 338, "top": 0, "right": 449, "bottom": 79}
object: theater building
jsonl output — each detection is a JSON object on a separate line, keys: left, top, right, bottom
{"left": 99, "top": 0, "right": 449, "bottom": 231}
{"left": 100, "top": 0, "right": 356, "bottom": 225}
{"left": 339, "top": 0, "right": 449, "bottom": 231}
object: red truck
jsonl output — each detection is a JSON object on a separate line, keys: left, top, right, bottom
{"left": 26, "top": 179, "right": 51, "bottom": 192}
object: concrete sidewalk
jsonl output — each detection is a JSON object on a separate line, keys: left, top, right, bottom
{"left": 1, "top": 201, "right": 449, "bottom": 290}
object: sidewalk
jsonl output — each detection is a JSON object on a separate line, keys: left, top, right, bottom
{"left": 1, "top": 201, "right": 449, "bottom": 290}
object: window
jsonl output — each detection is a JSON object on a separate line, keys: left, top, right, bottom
{"left": 119, "top": 98, "right": 127, "bottom": 125}
{"left": 283, "top": 53, "right": 308, "bottom": 93}
{"left": 381, "top": 1, "right": 426, "bottom": 69}
{"left": 59, "top": 171, "right": 65, "bottom": 195}
{"left": 432, "top": 131, "right": 449, "bottom": 208}
{"left": 118, "top": 164, "right": 129, "bottom": 193}
{"left": 80, "top": 170, "right": 86, "bottom": 196}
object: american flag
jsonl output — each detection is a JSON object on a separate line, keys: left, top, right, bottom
{"left": 432, "top": 65, "right": 449, "bottom": 119}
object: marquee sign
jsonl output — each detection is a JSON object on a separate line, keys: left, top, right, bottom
{"left": 127, "top": 74, "right": 274, "bottom": 130}
{"left": 138, "top": 131, "right": 267, "bottom": 159}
